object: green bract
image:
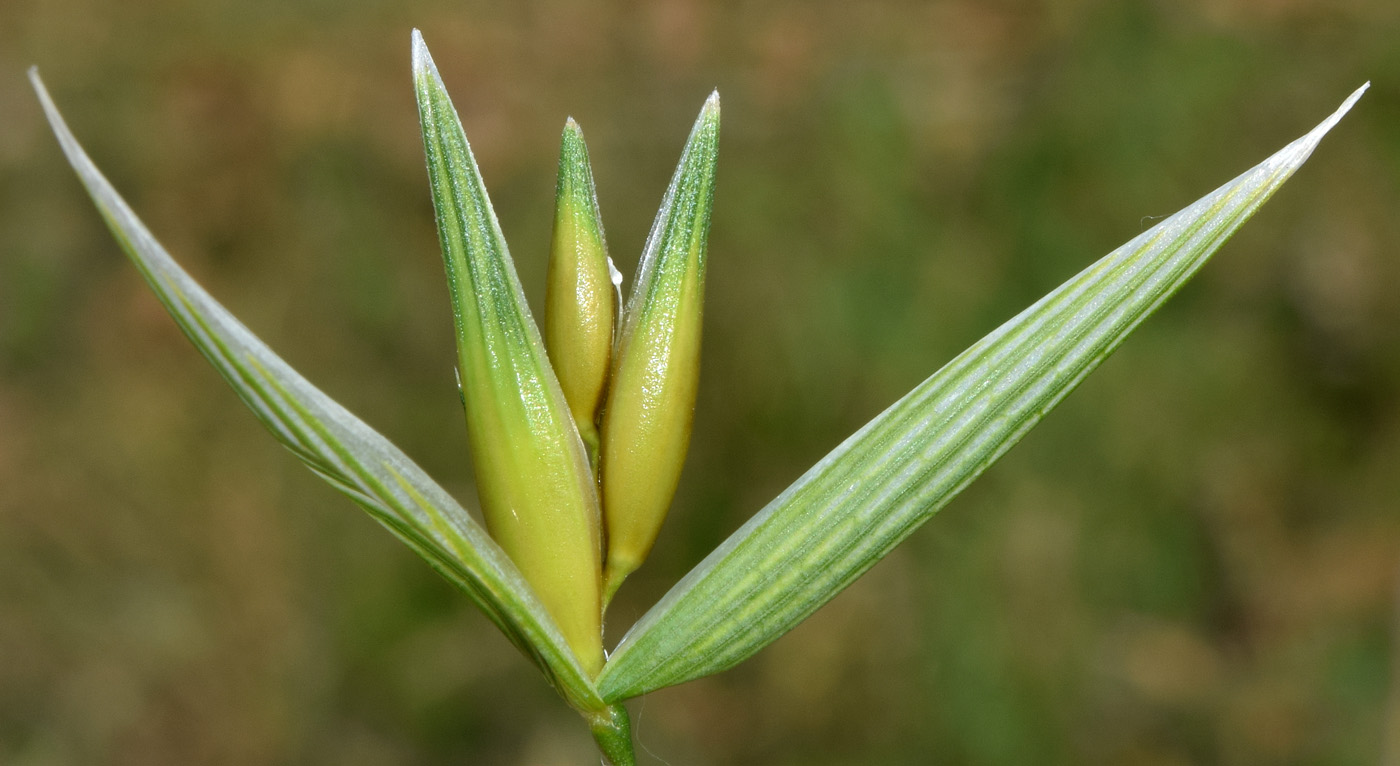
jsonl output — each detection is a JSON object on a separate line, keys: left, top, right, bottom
{"left": 30, "top": 56, "right": 613, "bottom": 714}
{"left": 596, "top": 81, "right": 1370, "bottom": 702}
{"left": 32, "top": 28, "right": 1366, "bottom": 765}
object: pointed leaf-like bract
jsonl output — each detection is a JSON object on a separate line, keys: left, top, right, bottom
{"left": 545, "top": 119, "right": 616, "bottom": 464}
{"left": 599, "top": 94, "right": 720, "bottom": 601}
{"left": 597, "top": 84, "right": 1368, "bottom": 702}
{"left": 29, "top": 67, "right": 607, "bottom": 712}
{"left": 412, "top": 32, "right": 605, "bottom": 676}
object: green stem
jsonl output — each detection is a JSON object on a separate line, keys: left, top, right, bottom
{"left": 587, "top": 703, "right": 635, "bottom": 765}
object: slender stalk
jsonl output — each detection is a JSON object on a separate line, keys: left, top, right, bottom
{"left": 587, "top": 703, "right": 636, "bottom": 766}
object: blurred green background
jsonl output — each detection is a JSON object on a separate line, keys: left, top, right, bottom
{"left": 3, "top": 1, "right": 1399, "bottom": 763}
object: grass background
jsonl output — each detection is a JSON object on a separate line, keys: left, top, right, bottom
{"left": 2, "top": 1, "right": 1399, "bottom": 763}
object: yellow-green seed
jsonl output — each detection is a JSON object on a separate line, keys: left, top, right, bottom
{"left": 456, "top": 345, "right": 604, "bottom": 675}
{"left": 414, "top": 43, "right": 604, "bottom": 675}
{"left": 600, "top": 93, "right": 720, "bottom": 603}
{"left": 545, "top": 120, "right": 615, "bottom": 466}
